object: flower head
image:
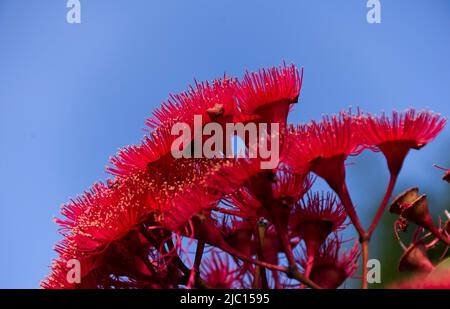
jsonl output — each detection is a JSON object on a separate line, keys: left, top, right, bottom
{"left": 291, "top": 192, "right": 347, "bottom": 256}
{"left": 359, "top": 110, "right": 446, "bottom": 175}
{"left": 285, "top": 110, "right": 362, "bottom": 191}
{"left": 201, "top": 252, "right": 239, "bottom": 289}
{"left": 236, "top": 62, "right": 303, "bottom": 126}
{"left": 272, "top": 169, "right": 314, "bottom": 207}
{"left": 107, "top": 127, "right": 175, "bottom": 178}
{"left": 290, "top": 191, "right": 347, "bottom": 278}
{"left": 108, "top": 77, "right": 239, "bottom": 178}
{"left": 56, "top": 173, "right": 156, "bottom": 255}
{"left": 299, "top": 237, "right": 359, "bottom": 289}
{"left": 147, "top": 76, "right": 238, "bottom": 130}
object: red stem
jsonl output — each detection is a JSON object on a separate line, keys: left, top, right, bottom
{"left": 367, "top": 173, "right": 398, "bottom": 237}
{"left": 225, "top": 246, "right": 320, "bottom": 289}
{"left": 187, "top": 240, "right": 205, "bottom": 288}
{"left": 304, "top": 254, "right": 314, "bottom": 278}
{"left": 335, "top": 182, "right": 369, "bottom": 289}
{"left": 336, "top": 183, "right": 366, "bottom": 239}
{"left": 361, "top": 240, "right": 369, "bottom": 289}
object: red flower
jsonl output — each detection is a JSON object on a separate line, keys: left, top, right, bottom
{"left": 108, "top": 77, "right": 238, "bottom": 178}
{"left": 45, "top": 156, "right": 262, "bottom": 288}
{"left": 290, "top": 191, "right": 347, "bottom": 277}
{"left": 56, "top": 173, "right": 156, "bottom": 255}
{"left": 42, "top": 170, "right": 182, "bottom": 288}
{"left": 42, "top": 258, "right": 78, "bottom": 289}
{"left": 222, "top": 220, "right": 254, "bottom": 257}
{"left": 201, "top": 252, "right": 239, "bottom": 289}
{"left": 147, "top": 77, "right": 238, "bottom": 130}
{"left": 236, "top": 62, "right": 303, "bottom": 126}
{"left": 108, "top": 127, "right": 175, "bottom": 178}
{"left": 284, "top": 110, "right": 362, "bottom": 191}
{"left": 44, "top": 63, "right": 449, "bottom": 290}
{"left": 359, "top": 110, "right": 446, "bottom": 175}
{"left": 272, "top": 170, "right": 314, "bottom": 207}
{"left": 43, "top": 223, "right": 181, "bottom": 289}
{"left": 299, "top": 237, "right": 359, "bottom": 289}
{"left": 222, "top": 187, "right": 263, "bottom": 220}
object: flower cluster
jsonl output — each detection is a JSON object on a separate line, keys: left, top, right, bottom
{"left": 387, "top": 185, "right": 450, "bottom": 288}
{"left": 43, "top": 63, "right": 448, "bottom": 289}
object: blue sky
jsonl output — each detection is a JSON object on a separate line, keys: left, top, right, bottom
{"left": 0, "top": 0, "right": 449, "bottom": 288}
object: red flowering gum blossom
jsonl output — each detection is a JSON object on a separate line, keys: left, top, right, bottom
{"left": 359, "top": 110, "right": 446, "bottom": 175}
{"left": 43, "top": 229, "right": 182, "bottom": 289}
{"left": 108, "top": 63, "right": 304, "bottom": 179}
{"left": 43, "top": 156, "right": 264, "bottom": 288}
{"left": 55, "top": 173, "right": 156, "bottom": 255}
{"left": 218, "top": 167, "right": 312, "bottom": 223}
{"left": 201, "top": 252, "right": 240, "bottom": 289}
{"left": 108, "top": 77, "right": 239, "bottom": 178}
{"left": 236, "top": 62, "right": 303, "bottom": 129}
{"left": 42, "top": 171, "right": 181, "bottom": 288}
{"left": 284, "top": 110, "right": 362, "bottom": 192}
{"left": 290, "top": 192, "right": 347, "bottom": 276}
{"left": 147, "top": 77, "right": 238, "bottom": 130}
{"left": 299, "top": 238, "right": 359, "bottom": 289}
{"left": 272, "top": 170, "right": 314, "bottom": 208}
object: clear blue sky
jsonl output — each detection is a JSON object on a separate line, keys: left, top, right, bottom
{"left": 0, "top": 0, "right": 449, "bottom": 288}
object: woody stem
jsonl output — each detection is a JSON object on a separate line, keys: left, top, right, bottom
{"left": 304, "top": 253, "right": 314, "bottom": 278}
{"left": 253, "top": 222, "right": 268, "bottom": 289}
{"left": 193, "top": 241, "right": 205, "bottom": 272}
{"left": 289, "top": 269, "right": 322, "bottom": 289}
{"left": 186, "top": 240, "right": 205, "bottom": 288}
{"left": 226, "top": 247, "right": 321, "bottom": 289}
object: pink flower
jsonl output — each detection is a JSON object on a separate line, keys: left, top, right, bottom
{"left": 299, "top": 237, "right": 359, "bottom": 289}
{"left": 236, "top": 62, "right": 303, "bottom": 127}
{"left": 201, "top": 252, "right": 239, "bottom": 289}
{"left": 284, "top": 110, "right": 362, "bottom": 191}
{"left": 359, "top": 110, "right": 446, "bottom": 175}
{"left": 290, "top": 191, "right": 347, "bottom": 277}
{"left": 108, "top": 77, "right": 239, "bottom": 178}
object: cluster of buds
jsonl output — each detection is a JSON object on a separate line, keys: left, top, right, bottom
{"left": 388, "top": 172, "right": 450, "bottom": 288}
{"left": 42, "top": 63, "right": 448, "bottom": 289}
